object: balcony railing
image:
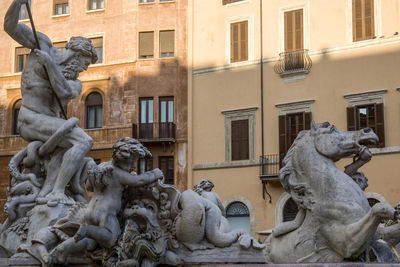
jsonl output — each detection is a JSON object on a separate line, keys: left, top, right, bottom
{"left": 159, "top": 122, "right": 176, "bottom": 139}
{"left": 274, "top": 49, "right": 312, "bottom": 77}
{"left": 259, "top": 154, "right": 280, "bottom": 179}
{"left": 139, "top": 123, "right": 154, "bottom": 139}
{"left": 133, "top": 122, "right": 176, "bottom": 141}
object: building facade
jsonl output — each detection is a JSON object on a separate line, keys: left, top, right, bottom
{"left": 188, "top": 0, "right": 400, "bottom": 237}
{"left": 0, "top": 0, "right": 188, "bottom": 222}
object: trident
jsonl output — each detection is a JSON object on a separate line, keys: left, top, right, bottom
{"left": 25, "top": 1, "right": 68, "bottom": 120}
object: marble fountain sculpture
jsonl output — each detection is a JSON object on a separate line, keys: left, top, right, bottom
{"left": 1, "top": 0, "right": 400, "bottom": 265}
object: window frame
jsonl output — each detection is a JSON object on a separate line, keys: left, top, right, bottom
{"left": 12, "top": 99, "right": 22, "bottom": 135}
{"left": 222, "top": 107, "right": 257, "bottom": 163}
{"left": 352, "top": 0, "right": 375, "bottom": 42}
{"left": 88, "top": 0, "right": 104, "bottom": 11}
{"left": 230, "top": 20, "right": 248, "bottom": 63}
{"left": 85, "top": 92, "right": 103, "bottom": 129}
{"left": 53, "top": 0, "right": 69, "bottom": 16}
{"left": 159, "top": 30, "right": 175, "bottom": 58}
{"left": 159, "top": 156, "right": 174, "bottom": 185}
{"left": 15, "top": 47, "right": 30, "bottom": 73}
{"left": 89, "top": 37, "right": 104, "bottom": 64}
{"left": 19, "top": 0, "right": 31, "bottom": 21}
{"left": 139, "top": 31, "right": 154, "bottom": 59}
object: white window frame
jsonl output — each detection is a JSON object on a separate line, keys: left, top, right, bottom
{"left": 225, "top": 15, "right": 254, "bottom": 65}
{"left": 278, "top": 3, "right": 310, "bottom": 53}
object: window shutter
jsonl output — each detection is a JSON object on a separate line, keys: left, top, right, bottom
{"left": 353, "top": 0, "right": 362, "bottom": 41}
{"left": 160, "top": 30, "right": 174, "bottom": 54}
{"left": 240, "top": 21, "right": 248, "bottom": 61}
{"left": 304, "top": 112, "right": 312, "bottom": 130}
{"left": 284, "top": 12, "right": 293, "bottom": 52}
{"left": 374, "top": 103, "right": 385, "bottom": 147}
{"left": 223, "top": 0, "right": 228, "bottom": 5}
{"left": 139, "top": 32, "right": 154, "bottom": 58}
{"left": 295, "top": 9, "right": 303, "bottom": 50}
{"left": 364, "top": 0, "right": 374, "bottom": 39}
{"left": 231, "top": 120, "right": 249, "bottom": 161}
{"left": 231, "top": 23, "right": 239, "bottom": 62}
{"left": 279, "top": 115, "right": 286, "bottom": 168}
{"left": 347, "top": 107, "right": 356, "bottom": 131}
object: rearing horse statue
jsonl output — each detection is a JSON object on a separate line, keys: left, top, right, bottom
{"left": 265, "top": 121, "right": 398, "bottom": 263}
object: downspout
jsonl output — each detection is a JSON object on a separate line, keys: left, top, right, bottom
{"left": 260, "top": 0, "right": 272, "bottom": 203}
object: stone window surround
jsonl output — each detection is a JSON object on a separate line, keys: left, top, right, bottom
{"left": 225, "top": 15, "right": 255, "bottom": 65}
{"left": 344, "top": 89, "right": 387, "bottom": 107}
{"left": 275, "top": 99, "right": 315, "bottom": 116}
{"left": 223, "top": 196, "right": 256, "bottom": 237}
{"left": 222, "top": 107, "right": 257, "bottom": 163}
{"left": 345, "top": 0, "right": 382, "bottom": 43}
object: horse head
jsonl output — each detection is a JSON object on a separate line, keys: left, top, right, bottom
{"left": 311, "top": 121, "right": 378, "bottom": 162}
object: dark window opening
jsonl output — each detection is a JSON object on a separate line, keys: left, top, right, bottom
{"left": 88, "top": 0, "right": 104, "bottom": 10}
{"left": 139, "top": 98, "right": 154, "bottom": 138}
{"left": 86, "top": 92, "right": 103, "bottom": 129}
{"left": 231, "top": 119, "right": 249, "bottom": 161}
{"left": 159, "top": 156, "right": 174, "bottom": 185}
{"left": 12, "top": 99, "right": 22, "bottom": 135}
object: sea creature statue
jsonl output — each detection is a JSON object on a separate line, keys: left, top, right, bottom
{"left": 265, "top": 121, "right": 400, "bottom": 263}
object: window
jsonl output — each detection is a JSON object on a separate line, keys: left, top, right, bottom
{"left": 138, "top": 158, "right": 153, "bottom": 174}
{"left": 230, "top": 21, "right": 248, "bottom": 63}
{"left": 86, "top": 92, "right": 103, "bottom": 129}
{"left": 139, "top": 32, "right": 154, "bottom": 59}
{"left": 90, "top": 37, "right": 103, "bottom": 63}
{"left": 223, "top": 0, "right": 245, "bottom": 5}
{"left": 231, "top": 119, "right": 249, "bottom": 161}
{"left": 15, "top": 47, "right": 30, "bottom": 73}
{"left": 12, "top": 99, "right": 22, "bottom": 135}
{"left": 139, "top": 98, "right": 154, "bottom": 138}
{"left": 226, "top": 202, "right": 250, "bottom": 234}
{"left": 353, "top": 0, "right": 374, "bottom": 41}
{"left": 159, "top": 30, "right": 174, "bottom": 58}
{"left": 284, "top": 9, "right": 303, "bottom": 52}
{"left": 279, "top": 112, "right": 312, "bottom": 166}
{"left": 159, "top": 97, "right": 174, "bottom": 138}
{"left": 54, "top": 0, "right": 68, "bottom": 15}
{"left": 139, "top": 0, "right": 154, "bottom": 3}
{"left": 347, "top": 103, "right": 385, "bottom": 147}
{"left": 222, "top": 107, "right": 257, "bottom": 163}
{"left": 19, "top": 0, "right": 30, "bottom": 20}
{"left": 282, "top": 198, "right": 298, "bottom": 222}
{"left": 159, "top": 156, "right": 174, "bottom": 184}
{"left": 88, "top": 0, "right": 104, "bottom": 10}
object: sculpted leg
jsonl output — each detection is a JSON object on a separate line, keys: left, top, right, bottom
{"left": 51, "top": 237, "right": 96, "bottom": 264}
{"left": 323, "top": 203, "right": 395, "bottom": 258}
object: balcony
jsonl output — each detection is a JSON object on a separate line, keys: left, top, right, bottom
{"left": 274, "top": 49, "right": 312, "bottom": 82}
{"left": 259, "top": 154, "right": 280, "bottom": 201}
{"left": 132, "top": 122, "right": 176, "bottom": 143}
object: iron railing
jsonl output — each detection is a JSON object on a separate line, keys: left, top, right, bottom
{"left": 132, "top": 122, "right": 176, "bottom": 140}
{"left": 259, "top": 154, "right": 280, "bottom": 179}
{"left": 274, "top": 49, "right": 312, "bottom": 76}
{"left": 159, "top": 122, "right": 176, "bottom": 139}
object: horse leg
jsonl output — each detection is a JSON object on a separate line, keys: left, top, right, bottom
{"left": 323, "top": 202, "right": 395, "bottom": 258}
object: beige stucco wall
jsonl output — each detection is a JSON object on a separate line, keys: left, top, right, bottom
{"left": 189, "top": 0, "right": 400, "bottom": 235}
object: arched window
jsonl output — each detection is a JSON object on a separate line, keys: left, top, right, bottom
{"left": 86, "top": 92, "right": 103, "bottom": 129}
{"left": 283, "top": 197, "right": 298, "bottom": 222}
{"left": 12, "top": 99, "right": 22, "bottom": 135}
{"left": 367, "top": 198, "right": 380, "bottom": 207}
{"left": 226, "top": 201, "right": 250, "bottom": 234}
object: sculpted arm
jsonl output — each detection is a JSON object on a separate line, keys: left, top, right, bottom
{"left": 119, "top": 168, "right": 163, "bottom": 187}
{"left": 34, "top": 49, "right": 82, "bottom": 99}
{"left": 4, "top": 0, "right": 52, "bottom": 50}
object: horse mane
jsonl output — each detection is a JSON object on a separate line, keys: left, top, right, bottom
{"left": 279, "top": 130, "right": 309, "bottom": 191}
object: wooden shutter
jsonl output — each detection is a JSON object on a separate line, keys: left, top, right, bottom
{"left": 374, "top": 103, "right": 385, "bottom": 147}
{"left": 231, "top": 119, "right": 249, "bottom": 161}
{"left": 285, "top": 9, "right": 303, "bottom": 52}
{"left": 230, "top": 21, "right": 248, "bottom": 63}
{"left": 353, "top": 0, "right": 374, "bottom": 41}
{"left": 304, "top": 112, "right": 312, "bottom": 130}
{"left": 347, "top": 107, "right": 356, "bottom": 131}
{"left": 279, "top": 115, "right": 286, "bottom": 168}
{"left": 160, "top": 30, "right": 174, "bottom": 55}
{"left": 139, "top": 32, "right": 154, "bottom": 58}
{"left": 223, "top": 0, "right": 228, "bottom": 5}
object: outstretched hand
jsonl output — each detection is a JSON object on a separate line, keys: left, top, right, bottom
{"left": 34, "top": 49, "right": 53, "bottom": 66}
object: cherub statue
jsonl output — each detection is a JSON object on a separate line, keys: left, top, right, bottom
{"left": 29, "top": 137, "right": 163, "bottom": 265}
